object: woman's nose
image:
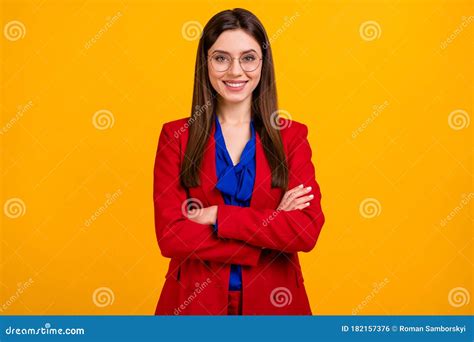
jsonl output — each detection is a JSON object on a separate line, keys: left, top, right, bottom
{"left": 228, "top": 58, "right": 243, "bottom": 76}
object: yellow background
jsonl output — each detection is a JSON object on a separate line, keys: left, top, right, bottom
{"left": 1, "top": 0, "right": 472, "bottom": 314}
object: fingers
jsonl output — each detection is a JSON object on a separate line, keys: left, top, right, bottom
{"left": 281, "top": 184, "right": 304, "bottom": 203}
{"left": 278, "top": 186, "right": 301, "bottom": 211}
{"left": 287, "top": 185, "right": 312, "bottom": 202}
{"left": 278, "top": 184, "right": 314, "bottom": 211}
{"left": 284, "top": 184, "right": 305, "bottom": 198}
{"left": 285, "top": 194, "right": 314, "bottom": 211}
{"left": 294, "top": 202, "right": 311, "bottom": 210}
{"left": 292, "top": 194, "right": 314, "bottom": 207}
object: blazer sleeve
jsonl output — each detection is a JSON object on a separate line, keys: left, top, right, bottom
{"left": 153, "top": 122, "right": 262, "bottom": 266}
{"left": 216, "top": 123, "right": 325, "bottom": 253}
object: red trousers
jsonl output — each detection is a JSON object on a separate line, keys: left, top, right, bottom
{"left": 227, "top": 290, "right": 242, "bottom": 315}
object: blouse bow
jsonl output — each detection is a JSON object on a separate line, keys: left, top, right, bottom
{"left": 214, "top": 115, "right": 256, "bottom": 202}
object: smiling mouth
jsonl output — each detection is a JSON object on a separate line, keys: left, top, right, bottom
{"left": 222, "top": 80, "right": 248, "bottom": 88}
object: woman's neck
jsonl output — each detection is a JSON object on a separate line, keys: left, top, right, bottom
{"left": 216, "top": 96, "right": 252, "bottom": 125}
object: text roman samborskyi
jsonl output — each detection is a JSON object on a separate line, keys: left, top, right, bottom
{"left": 398, "top": 325, "right": 466, "bottom": 333}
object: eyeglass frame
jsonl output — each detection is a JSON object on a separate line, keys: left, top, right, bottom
{"left": 207, "top": 50, "right": 263, "bottom": 73}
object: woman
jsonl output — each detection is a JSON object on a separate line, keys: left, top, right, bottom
{"left": 153, "top": 8, "right": 325, "bottom": 315}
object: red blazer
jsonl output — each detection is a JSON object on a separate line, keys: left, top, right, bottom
{"left": 153, "top": 117, "right": 325, "bottom": 315}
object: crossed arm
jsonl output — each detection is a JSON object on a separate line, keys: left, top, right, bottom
{"left": 153, "top": 122, "right": 325, "bottom": 266}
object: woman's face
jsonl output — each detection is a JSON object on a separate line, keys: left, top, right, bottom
{"left": 207, "top": 29, "right": 262, "bottom": 104}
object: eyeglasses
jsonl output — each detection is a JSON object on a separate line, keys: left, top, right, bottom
{"left": 208, "top": 51, "right": 262, "bottom": 72}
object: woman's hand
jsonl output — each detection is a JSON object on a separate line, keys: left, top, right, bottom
{"left": 185, "top": 184, "right": 313, "bottom": 225}
{"left": 187, "top": 205, "right": 217, "bottom": 225}
{"left": 277, "top": 184, "right": 314, "bottom": 211}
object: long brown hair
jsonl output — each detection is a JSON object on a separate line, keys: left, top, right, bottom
{"left": 181, "top": 8, "right": 289, "bottom": 191}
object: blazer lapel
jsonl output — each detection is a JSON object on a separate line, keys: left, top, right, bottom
{"left": 250, "top": 131, "right": 272, "bottom": 208}
{"left": 200, "top": 119, "right": 224, "bottom": 207}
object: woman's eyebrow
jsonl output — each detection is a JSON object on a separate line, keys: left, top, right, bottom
{"left": 210, "top": 49, "right": 258, "bottom": 55}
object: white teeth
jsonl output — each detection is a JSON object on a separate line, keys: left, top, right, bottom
{"left": 224, "top": 81, "right": 246, "bottom": 88}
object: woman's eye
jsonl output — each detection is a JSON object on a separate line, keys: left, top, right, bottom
{"left": 214, "top": 55, "right": 228, "bottom": 63}
{"left": 242, "top": 55, "right": 256, "bottom": 62}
